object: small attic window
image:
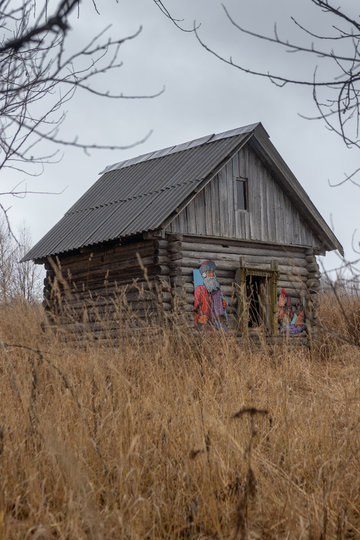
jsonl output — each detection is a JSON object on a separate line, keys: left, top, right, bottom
{"left": 236, "top": 177, "right": 248, "bottom": 211}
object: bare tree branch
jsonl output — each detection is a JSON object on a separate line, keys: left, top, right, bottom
{"left": 158, "top": 0, "right": 360, "bottom": 182}
{"left": 0, "top": 0, "right": 161, "bottom": 180}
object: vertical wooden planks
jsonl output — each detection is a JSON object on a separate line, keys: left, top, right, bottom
{"left": 186, "top": 202, "right": 196, "bottom": 235}
{"left": 259, "top": 152, "right": 267, "bottom": 241}
{"left": 193, "top": 189, "right": 206, "bottom": 235}
{"left": 249, "top": 147, "right": 261, "bottom": 240}
{"left": 210, "top": 173, "right": 220, "bottom": 236}
{"left": 219, "top": 165, "right": 229, "bottom": 237}
{"left": 264, "top": 165, "right": 272, "bottom": 241}
{"left": 228, "top": 161, "right": 235, "bottom": 236}
{"left": 204, "top": 180, "right": 213, "bottom": 236}
{"left": 163, "top": 145, "right": 321, "bottom": 250}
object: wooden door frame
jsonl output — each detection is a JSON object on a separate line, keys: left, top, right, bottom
{"left": 235, "top": 265, "right": 279, "bottom": 334}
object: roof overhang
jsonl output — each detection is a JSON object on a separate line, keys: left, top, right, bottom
{"left": 249, "top": 126, "right": 344, "bottom": 256}
{"left": 22, "top": 121, "right": 343, "bottom": 262}
{"left": 161, "top": 123, "right": 343, "bottom": 256}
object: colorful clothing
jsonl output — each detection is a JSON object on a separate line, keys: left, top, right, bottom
{"left": 277, "top": 291, "right": 286, "bottom": 322}
{"left": 211, "top": 289, "right": 226, "bottom": 319}
{"left": 194, "top": 285, "right": 211, "bottom": 325}
{"left": 193, "top": 261, "right": 227, "bottom": 329}
{"left": 280, "top": 295, "right": 306, "bottom": 334}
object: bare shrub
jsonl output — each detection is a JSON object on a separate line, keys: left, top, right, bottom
{"left": 318, "top": 284, "right": 360, "bottom": 358}
{"left": 0, "top": 221, "right": 42, "bottom": 304}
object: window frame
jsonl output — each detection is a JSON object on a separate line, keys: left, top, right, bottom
{"left": 235, "top": 177, "right": 249, "bottom": 212}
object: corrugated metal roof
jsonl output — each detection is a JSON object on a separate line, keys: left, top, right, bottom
{"left": 23, "top": 126, "right": 254, "bottom": 261}
{"left": 22, "top": 121, "right": 343, "bottom": 262}
{"left": 100, "top": 123, "right": 259, "bottom": 174}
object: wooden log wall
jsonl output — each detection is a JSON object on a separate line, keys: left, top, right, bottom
{"left": 43, "top": 238, "right": 171, "bottom": 338}
{"left": 167, "top": 234, "right": 187, "bottom": 315}
{"left": 41, "top": 232, "right": 321, "bottom": 341}
{"left": 305, "top": 247, "right": 321, "bottom": 343}
{"left": 165, "top": 233, "right": 316, "bottom": 334}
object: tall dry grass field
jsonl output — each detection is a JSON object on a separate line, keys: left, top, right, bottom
{"left": 0, "top": 295, "right": 360, "bottom": 539}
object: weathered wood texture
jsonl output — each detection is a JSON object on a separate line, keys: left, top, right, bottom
{"left": 42, "top": 231, "right": 321, "bottom": 342}
{"left": 166, "top": 145, "right": 320, "bottom": 249}
{"left": 165, "top": 234, "right": 314, "bottom": 332}
{"left": 304, "top": 248, "right": 321, "bottom": 343}
{"left": 43, "top": 239, "right": 171, "bottom": 334}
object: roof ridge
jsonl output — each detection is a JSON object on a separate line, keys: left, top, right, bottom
{"left": 99, "top": 123, "right": 261, "bottom": 175}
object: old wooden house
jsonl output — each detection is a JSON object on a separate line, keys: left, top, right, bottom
{"left": 23, "top": 122, "right": 343, "bottom": 340}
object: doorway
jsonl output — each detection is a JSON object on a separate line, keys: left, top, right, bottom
{"left": 246, "top": 274, "right": 267, "bottom": 328}
{"left": 235, "top": 267, "right": 279, "bottom": 334}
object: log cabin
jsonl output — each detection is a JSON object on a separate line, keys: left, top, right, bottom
{"left": 22, "top": 122, "right": 343, "bottom": 342}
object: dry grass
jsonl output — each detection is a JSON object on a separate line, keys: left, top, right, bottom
{"left": 0, "top": 295, "right": 360, "bottom": 539}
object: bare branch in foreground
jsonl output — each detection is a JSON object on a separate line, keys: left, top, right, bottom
{"left": 0, "top": 1, "right": 161, "bottom": 178}
{"left": 157, "top": 0, "right": 360, "bottom": 184}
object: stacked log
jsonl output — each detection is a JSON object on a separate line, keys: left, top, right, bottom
{"left": 170, "top": 233, "right": 307, "bottom": 301}
{"left": 163, "top": 233, "right": 311, "bottom": 337}
{"left": 43, "top": 238, "right": 170, "bottom": 338}
{"left": 305, "top": 248, "right": 321, "bottom": 343}
{"left": 167, "top": 233, "right": 188, "bottom": 315}
{"left": 153, "top": 238, "right": 171, "bottom": 323}
{"left": 42, "top": 231, "right": 318, "bottom": 345}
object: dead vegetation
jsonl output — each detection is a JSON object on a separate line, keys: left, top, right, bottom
{"left": 0, "top": 294, "right": 360, "bottom": 539}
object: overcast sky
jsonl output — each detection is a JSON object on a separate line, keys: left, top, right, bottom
{"left": 3, "top": 0, "right": 359, "bottom": 274}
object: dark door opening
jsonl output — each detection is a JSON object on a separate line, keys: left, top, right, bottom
{"left": 246, "top": 275, "right": 267, "bottom": 328}
{"left": 236, "top": 267, "right": 278, "bottom": 334}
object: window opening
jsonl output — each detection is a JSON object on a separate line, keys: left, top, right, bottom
{"left": 236, "top": 177, "right": 248, "bottom": 211}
